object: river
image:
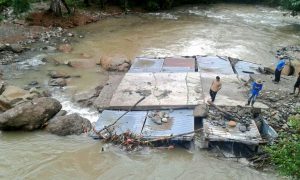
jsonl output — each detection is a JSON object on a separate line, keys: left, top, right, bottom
{"left": 1, "top": 3, "right": 300, "bottom": 179}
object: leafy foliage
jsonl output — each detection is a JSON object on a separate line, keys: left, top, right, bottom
{"left": 265, "top": 113, "right": 300, "bottom": 179}
{"left": 12, "top": 0, "right": 30, "bottom": 14}
{"left": 280, "top": 0, "right": 300, "bottom": 11}
{"left": 288, "top": 114, "right": 300, "bottom": 132}
{"left": 0, "top": 0, "right": 11, "bottom": 10}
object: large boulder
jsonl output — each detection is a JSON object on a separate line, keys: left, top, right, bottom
{"left": 0, "top": 85, "right": 37, "bottom": 107}
{"left": 0, "top": 97, "right": 62, "bottom": 131}
{"left": 45, "top": 113, "right": 92, "bottom": 136}
{"left": 268, "top": 63, "right": 292, "bottom": 76}
{"left": 291, "top": 60, "right": 300, "bottom": 75}
{"left": 99, "top": 55, "right": 131, "bottom": 71}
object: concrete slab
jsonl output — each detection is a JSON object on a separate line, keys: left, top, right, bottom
{"left": 129, "top": 57, "right": 164, "bottom": 73}
{"left": 197, "top": 56, "right": 234, "bottom": 75}
{"left": 142, "top": 109, "right": 194, "bottom": 141}
{"left": 94, "top": 74, "right": 124, "bottom": 111}
{"left": 109, "top": 72, "right": 204, "bottom": 110}
{"left": 162, "top": 57, "right": 195, "bottom": 72}
{"left": 95, "top": 110, "right": 147, "bottom": 135}
{"left": 203, "top": 119, "right": 262, "bottom": 145}
{"left": 250, "top": 74, "right": 295, "bottom": 93}
{"left": 200, "top": 73, "right": 268, "bottom": 108}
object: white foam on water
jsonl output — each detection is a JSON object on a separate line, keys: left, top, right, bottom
{"left": 148, "top": 12, "right": 178, "bottom": 20}
{"left": 51, "top": 89, "right": 99, "bottom": 123}
{"left": 17, "top": 54, "right": 46, "bottom": 69}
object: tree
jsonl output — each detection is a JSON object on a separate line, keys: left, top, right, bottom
{"left": 49, "top": 0, "right": 71, "bottom": 16}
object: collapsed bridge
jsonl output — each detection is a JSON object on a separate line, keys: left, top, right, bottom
{"left": 94, "top": 56, "right": 277, "bottom": 147}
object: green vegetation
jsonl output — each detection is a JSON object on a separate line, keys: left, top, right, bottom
{"left": 12, "top": 0, "right": 30, "bottom": 14}
{"left": 265, "top": 113, "right": 300, "bottom": 179}
{"left": 280, "top": 0, "right": 300, "bottom": 11}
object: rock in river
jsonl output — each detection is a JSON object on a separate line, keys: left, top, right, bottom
{"left": 0, "top": 97, "right": 62, "bottom": 131}
{"left": 48, "top": 78, "right": 67, "bottom": 87}
{"left": 99, "top": 55, "right": 131, "bottom": 72}
{"left": 45, "top": 113, "right": 92, "bottom": 136}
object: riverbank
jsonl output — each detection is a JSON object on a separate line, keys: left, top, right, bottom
{"left": 0, "top": 3, "right": 300, "bottom": 179}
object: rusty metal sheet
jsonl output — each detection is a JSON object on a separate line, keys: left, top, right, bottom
{"left": 142, "top": 109, "right": 195, "bottom": 141}
{"left": 196, "top": 56, "right": 234, "bottom": 75}
{"left": 95, "top": 110, "right": 147, "bottom": 135}
{"left": 162, "top": 57, "right": 196, "bottom": 72}
{"left": 129, "top": 57, "right": 164, "bottom": 73}
{"left": 203, "top": 119, "right": 262, "bottom": 145}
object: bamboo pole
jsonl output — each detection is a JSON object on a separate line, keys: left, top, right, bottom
{"left": 96, "top": 96, "right": 146, "bottom": 134}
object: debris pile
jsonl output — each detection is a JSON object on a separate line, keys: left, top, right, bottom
{"left": 259, "top": 90, "right": 300, "bottom": 131}
{"left": 102, "top": 130, "right": 147, "bottom": 151}
{"left": 207, "top": 103, "right": 254, "bottom": 133}
{"left": 148, "top": 111, "right": 171, "bottom": 125}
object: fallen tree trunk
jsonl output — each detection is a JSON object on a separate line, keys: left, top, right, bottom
{"left": 49, "top": 0, "right": 71, "bottom": 16}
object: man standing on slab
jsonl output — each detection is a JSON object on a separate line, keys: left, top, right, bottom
{"left": 210, "top": 76, "right": 222, "bottom": 102}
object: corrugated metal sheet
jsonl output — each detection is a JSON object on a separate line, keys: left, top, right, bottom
{"left": 95, "top": 110, "right": 195, "bottom": 141}
{"left": 196, "top": 56, "right": 234, "bottom": 75}
{"left": 203, "top": 119, "right": 262, "bottom": 145}
{"left": 261, "top": 119, "right": 278, "bottom": 141}
{"left": 129, "top": 57, "right": 164, "bottom": 73}
{"left": 95, "top": 110, "right": 147, "bottom": 135}
{"left": 142, "top": 109, "right": 194, "bottom": 141}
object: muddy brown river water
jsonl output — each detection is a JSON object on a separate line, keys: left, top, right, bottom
{"left": 1, "top": 3, "right": 300, "bottom": 179}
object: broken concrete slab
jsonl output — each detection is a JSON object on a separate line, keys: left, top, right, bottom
{"left": 162, "top": 57, "right": 195, "bottom": 72}
{"left": 109, "top": 72, "right": 204, "bottom": 110}
{"left": 200, "top": 73, "right": 268, "bottom": 108}
{"left": 197, "top": 56, "right": 234, "bottom": 75}
{"left": 94, "top": 74, "right": 125, "bottom": 111}
{"left": 203, "top": 119, "right": 262, "bottom": 145}
{"left": 193, "top": 104, "right": 208, "bottom": 117}
{"left": 129, "top": 57, "right": 164, "bottom": 73}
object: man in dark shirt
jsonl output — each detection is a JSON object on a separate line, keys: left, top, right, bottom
{"left": 291, "top": 72, "right": 300, "bottom": 96}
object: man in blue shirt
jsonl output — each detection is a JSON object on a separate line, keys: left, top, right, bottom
{"left": 246, "top": 79, "right": 263, "bottom": 107}
{"left": 273, "top": 57, "right": 286, "bottom": 83}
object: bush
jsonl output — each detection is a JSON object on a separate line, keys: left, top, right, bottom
{"left": 12, "top": 0, "right": 30, "bottom": 14}
{"left": 280, "top": 0, "right": 300, "bottom": 11}
{"left": 265, "top": 112, "right": 300, "bottom": 179}
{"left": 145, "top": 0, "right": 160, "bottom": 11}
